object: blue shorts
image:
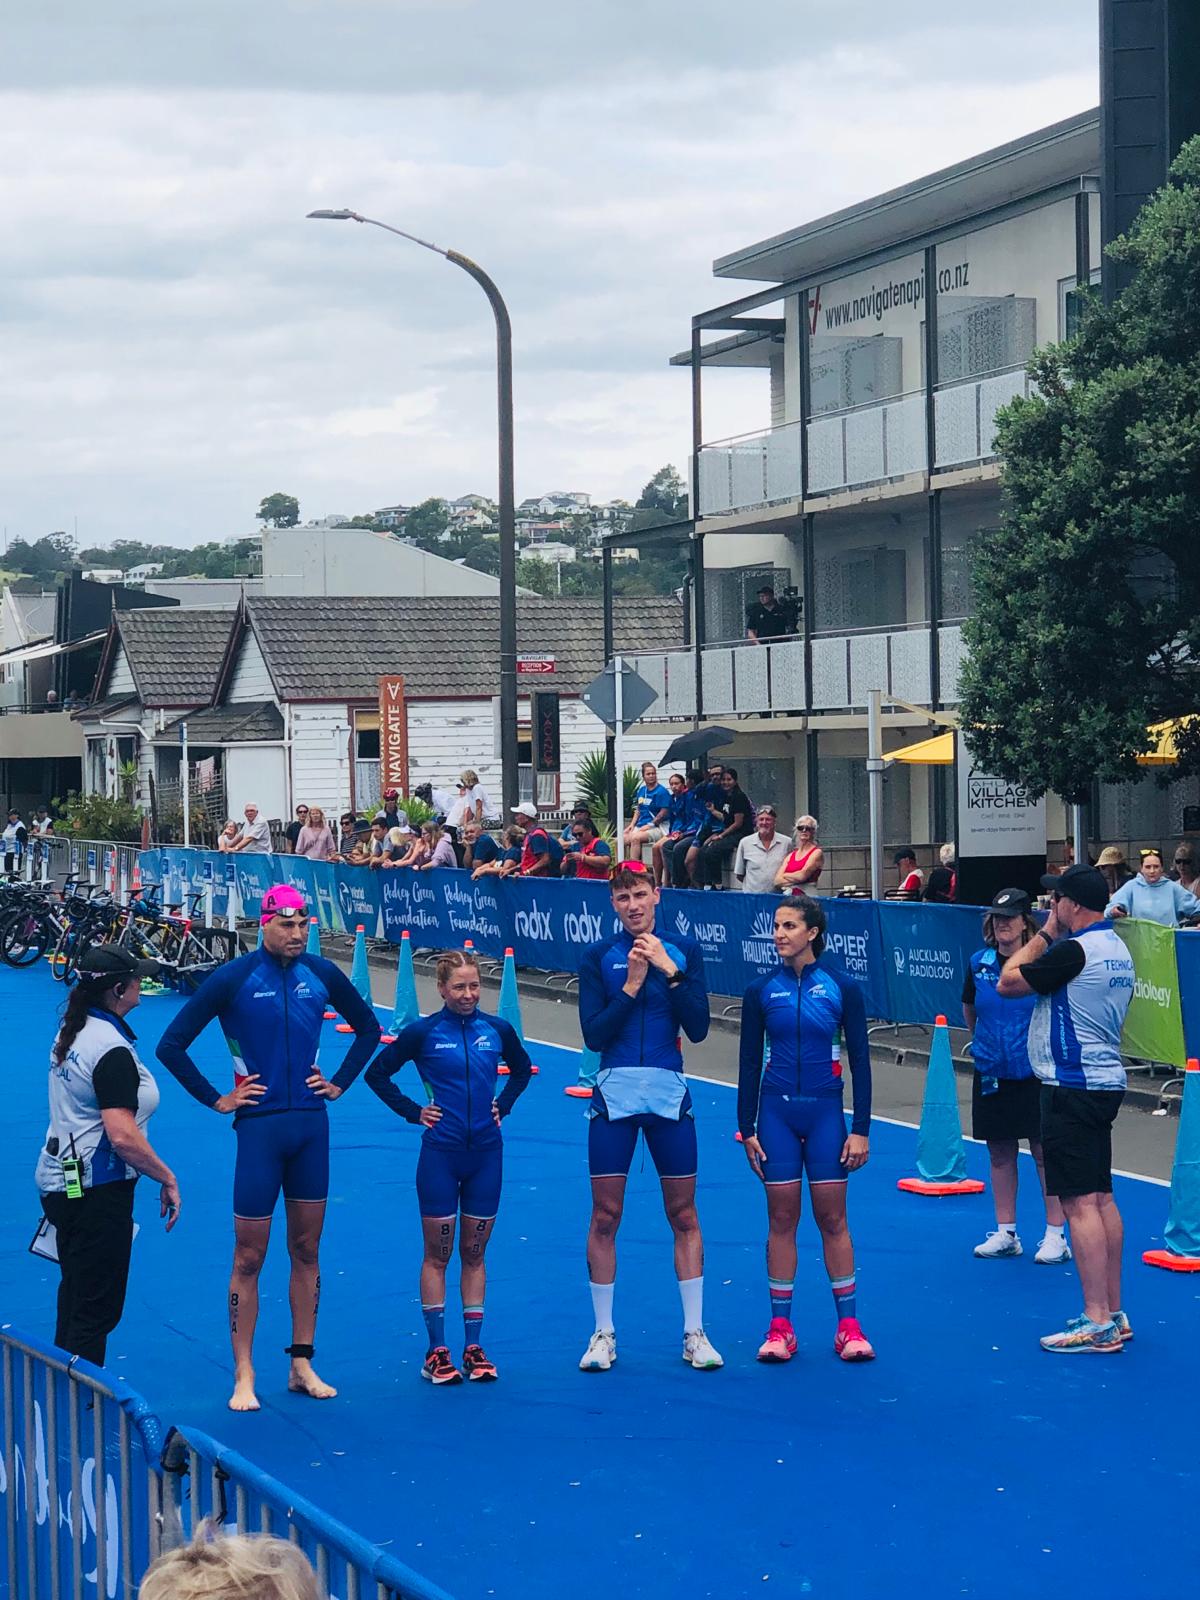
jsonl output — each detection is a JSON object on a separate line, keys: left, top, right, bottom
{"left": 588, "top": 1111, "right": 697, "bottom": 1180}
{"left": 416, "top": 1141, "right": 503, "bottom": 1219}
{"left": 233, "top": 1109, "right": 329, "bottom": 1219}
{"left": 757, "top": 1093, "right": 848, "bottom": 1185}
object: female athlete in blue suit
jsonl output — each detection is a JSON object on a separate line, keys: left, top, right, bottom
{"left": 738, "top": 895, "right": 875, "bottom": 1364}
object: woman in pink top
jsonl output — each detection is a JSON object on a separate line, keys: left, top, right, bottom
{"left": 294, "top": 805, "right": 336, "bottom": 860}
{"left": 417, "top": 821, "right": 458, "bottom": 871}
{"left": 775, "top": 815, "right": 824, "bottom": 893}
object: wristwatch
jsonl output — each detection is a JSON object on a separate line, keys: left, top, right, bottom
{"left": 666, "top": 968, "right": 685, "bottom": 986}
{"left": 1034, "top": 928, "right": 1053, "bottom": 947}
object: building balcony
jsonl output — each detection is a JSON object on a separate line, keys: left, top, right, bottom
{"left": 0, "top": 709, "right": 86, "bottom": 760}
{"left": 629, "top": 623, "right": 966, "bottom": 721}
{"left": 695, "top": 365, "right": 1032, "bottom": 519}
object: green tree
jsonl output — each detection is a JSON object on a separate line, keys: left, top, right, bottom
{"left": 403, "top": 498, "right": 450, "bottom": 547}
{"left": 7, "top": 532, "right": 77, "bottom": 581}
{"left": 516, "top": 555, "right": 556, "bottom": 596}
{"left": 960, "top": 135, "right": 1200, "bottom": 795}
{"left": 633, "top": 465, "right": 687, "bottom": 524}
{"left": 256, "top": 492, "right": 300, "bottom": 528}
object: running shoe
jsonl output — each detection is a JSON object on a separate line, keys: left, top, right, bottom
{"left": 756, "top": 1317, "right": 797, "bottom": 1363}
{"left": 1112, "top": 1309, "right": 1134, "bottom": 1343}
{"left": 579, "top": 1330, "right": 617, "bottom": 1371}
{"left": 421, "top": 1346, "right": 463, "bottom": 1385}
{"left": 974, "top": 1230, "right": 1022, "bottom": 1258}
{"left": 682, "top": 1329, "right": 724, "bottom": 1369}
{"left": 462, "top": 1344, "right": 498, "bottom": 1382}
{"left": 833, "top": 1318, "right": 876, "bottom": 1361}
{"left": 1039, "top": 1316, "right": 1123, "bottom": 1354}
{"left": 1034, "top": 1234, "right": 1072, "bottom": 1265}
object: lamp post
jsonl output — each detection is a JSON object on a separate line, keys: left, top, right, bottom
{"left": 307, "top": 208, "right": 519, "bottom": 818}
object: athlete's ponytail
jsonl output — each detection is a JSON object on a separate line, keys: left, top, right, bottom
{"left": 792, "top": 893, "right": 827, "bottom": 958}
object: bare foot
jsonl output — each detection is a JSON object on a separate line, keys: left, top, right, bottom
{"left": 228, "top": 1370, "right": 260, "bottom": 1412}
{"left": 287, "top": 1358, "right": 337, "bottom": 1400}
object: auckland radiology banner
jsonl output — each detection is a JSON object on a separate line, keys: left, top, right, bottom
{"left": 1113, "top": 916, "right": 1188, "bottom": 1068}
{"left": 878, "top": 900, "right": 986, "bottom": 1026}
{"left": 955, "top": 732, "right": 1046, "bottom": 858}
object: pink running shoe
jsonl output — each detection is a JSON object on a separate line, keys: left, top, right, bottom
{"left": 757, "top": 1317, "right": 798, "bottom": 1363}
{"left": 833, "top": 1317, "right": 875, "bottom": 1362}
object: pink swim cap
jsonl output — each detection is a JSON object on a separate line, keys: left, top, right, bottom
{"left": 260, "top": 884, "right": 309, "bottom": 924}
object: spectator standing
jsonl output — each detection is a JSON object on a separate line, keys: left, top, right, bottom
{"left": 512, "top": 801, "right": 562, "bottom": 877}
{"left": 893, "top": 849, "right": 923, "bottom": 900}
{"left": 139, "top": 1526, "right": 320, "bottom": 1600}
{"left": 380, "top": 788, "right": 406, "bottom": 830}
{"left": 334, "top": 811, "right": 360, "bottom": 855}
{"left": 283, "top": 805, "right": 308, "bottom": 853}
{"left": 294, "top": 807, "right": 336, "bottom": 861}
{"left": 652, "top": 772, "right": 696, "bottom": 886}
{"left": 1096, "top": 845, "right": 1134, "bottom": 898}
{"left": 3, "top": 808, "right": 28, "bottom": 874}
{"left": 734, "top": 805, "right": 789, "bottom": 893}
{"left": 216, "top": 820, "right": 241, "bottom": 854}
{"left": 417, "top": 821, "right": 457, "bottom": 871}
{"left": 997, "top": 864, "right": 1135, "bottom": 1354}
{"left": 570, "top": 817, "right": 613, "bottom": 880}
{"left": 745, "top": 585, "right": 789, "bottom": 643}
{"left": 230, "top": 804, "right": 270, "bottom": 853}
{"left": 775, "top": 816, "right": 824, "bottom": 894}
{"left": 924, "top": 843, "right": 958, "bottom": 903}
{"left": 1172, "top": 843, "right": 1200, "bottom": 896}
{"left": 697, "top": 768, "right": 754, "bottom": 889}
{"left": 459, "top": 769, "right": 494, "bottom": 826}
{"left": 623, "top": 762, "right": 671, "bottom": 863}
{"left": 1107, "top": 847, "right": 1200, "bottom": 927}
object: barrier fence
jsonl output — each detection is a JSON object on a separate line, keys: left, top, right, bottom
{"left": 0, "top": 1325, "right": 453, "bottom": 1600}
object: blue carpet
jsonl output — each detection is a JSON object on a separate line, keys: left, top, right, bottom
{"left": 3, "top": 962, "right": 1198, "bottom": 1599}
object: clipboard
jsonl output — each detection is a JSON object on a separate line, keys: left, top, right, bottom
{"left": 29, "top": 1216, "right": 140, "bottom": 1264}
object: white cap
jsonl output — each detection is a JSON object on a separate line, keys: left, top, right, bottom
{"left": 511, "top": 801, "right": 538, "bottom": 820}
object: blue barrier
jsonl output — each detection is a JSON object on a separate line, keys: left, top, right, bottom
{"left": 1178, "top": 931, "right": 1200, "bottom": 1061}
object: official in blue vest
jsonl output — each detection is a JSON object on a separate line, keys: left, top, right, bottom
{"left": 962, "top": 889, "right": 1069, "bottom": 1265}
{"left": 998, "top": 864, "right": 1135, "bottom": 1355}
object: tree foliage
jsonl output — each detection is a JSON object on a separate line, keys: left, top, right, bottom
{"left": 960, "top": 136, "right": 1200, "bottom": 796}
{"left": 256, "top": 492, "right": 300, "bottom": 528}
{"left": 6, "top": 532, "right": 77, "bottom": 581}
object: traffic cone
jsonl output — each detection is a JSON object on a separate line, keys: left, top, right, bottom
{"left": 495, "top": 946, "right": 537, "bottom": 1075}
{"left": 897, "top": 1016, "right": 986, "bottom": 1196}
{"left": 565, "top": 1042, "right": 598, "bottom": 1099}
{"left": 336, "top": 925, "right": 371, "bottom": 1033}
{"left": 385, "top": 930, "right": 420, "bottom": 1043}
{"left": 256, "top": 922, "right": 264, "bottom": 949}
{"left": 1144, "top": 1059, "right": 1200, "bottom": 1271}
{"left": 306, "top": 916, "right": 321, "bottom": 957}
{"left": 131, "top": 859, "right": 142, "bottom": 897}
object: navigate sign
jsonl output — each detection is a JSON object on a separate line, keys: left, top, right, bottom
{"left": 581, "top": 660, "right": 657, "bottom": 733}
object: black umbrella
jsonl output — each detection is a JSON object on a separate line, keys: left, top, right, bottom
{"left": 660, "top": 725, "right": 738, "bottom": 766}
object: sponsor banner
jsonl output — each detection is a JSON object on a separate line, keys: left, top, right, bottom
{"left": 278, "top": 855, "right": 319, "bottom": 918}
{"left": 955, "top": 733, "right": 1046, "bottom": 859}
{"left": 823, "top": 899, "right": 891, "bottom": 1019}
{"left": 233, "top": 854, "right": 281, "bottom": 920}
{"left": 138, "top": 846, "right": 164, "bottom": 886}
{"left": 878, "top": 901, "right": 986, "bottom": 1025}
{"left": 1177, "top": 932, "right": 1200, "bottom": 1062}
{"left": 160, "top": 848, "right": 194, "bottom": 907}
{"left": 1113, "top": 917, "right": 1188, "bottom": 1068}
{"left": 660, "top": 889, "right": 780, "bottom": 996}
{"left": 334, "top": 864, "right": 382, "bottom": 939}
{"left": 499, "top": 877, "right": 621, "bottom": 969}
{"left": 379, "top": 867, "right": 454, "bottom": 946}
{"left": 438, "top": 869, "right": 505, "bottom": 952}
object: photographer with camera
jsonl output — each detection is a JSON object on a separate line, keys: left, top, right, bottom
{"left": 746, "top": 584, "right": 800, "bottom": 643}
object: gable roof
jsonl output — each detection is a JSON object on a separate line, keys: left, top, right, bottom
{"left": 157, "top": 701, "right": 284, "bottom": 744}
{"left": 94, "top": 606, "right": 238, "bottom": 707}
{"left": 233, "top": 595, "right": 683, "bottom": 701}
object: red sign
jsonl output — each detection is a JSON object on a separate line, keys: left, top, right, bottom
{"left": 517, "top": 655, "right": 556, "bottom": 675}
{"left": 378, "top": 675, "right": 408, "bottom": 795}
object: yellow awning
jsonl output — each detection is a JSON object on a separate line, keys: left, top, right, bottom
{"left": 883, "top": 731, "right": 955, "bottom": 765}
{"left": 1137, "top": 717, "right": 1198, "bottom": 766}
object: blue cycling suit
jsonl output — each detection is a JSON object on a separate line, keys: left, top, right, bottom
{"left": 156, "top": 949, "right": 381, "bottom": 1218}
{"left": 365, "top": 1006, "right": 532, "bottom": 1218}
{"left": 737, "top": 962, "right": 872, "bottom": 1184}
{"left": 577, "top": 929, "right": 709, "bottom": 1178}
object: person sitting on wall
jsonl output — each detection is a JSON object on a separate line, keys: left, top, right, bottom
{"left": 923, "top": 844, "right": 957, "bottom": 903}
{"left": 890, "top": 848, "right": 923, "bottom": 900}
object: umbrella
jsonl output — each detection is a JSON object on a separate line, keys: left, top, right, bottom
{"left": 660, "top": 725, "right": 738, "bottom": 765}
{"left": 883, "top": 731, "right": 955, "bottom": 765}
{"left": 1137, "top": 716, "right": 1199, "bottom": 766}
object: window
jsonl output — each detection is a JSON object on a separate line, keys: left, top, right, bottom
{"left": 1058, "top": 270, "right": 1101, "bottom": 341}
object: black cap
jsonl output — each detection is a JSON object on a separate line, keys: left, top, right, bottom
{"left": 989, "top": 887, "right": 1031, "bottom": 915}
{"left": 78, "top": 947, "right": 161, "bottom": 985}
{"left": 893, "top": 847, "right": 916, "bottom": 864}
{"left": 1040, "top": 863, "right": 1109, "bottom": 913}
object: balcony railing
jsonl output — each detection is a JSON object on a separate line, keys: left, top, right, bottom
{"left": 629, "top": 623, "right": 966, "bottom": 721}
{"left": 934, "top": 366, "right": 1032, "bottom": 469}
{"left": 806, "top": 389, "right": 926, "bottom": 496}
{"left": 697, "top": 422, "right": 802, "bottom": 516}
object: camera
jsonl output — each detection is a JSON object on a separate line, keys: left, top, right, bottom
{"left": 778, "top": 585, "right": 803, "bottom": 633}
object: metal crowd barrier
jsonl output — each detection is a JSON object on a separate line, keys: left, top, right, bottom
{"left": 1, "top": 1326, "right": 455, "bottom": 1600}
{"left": 160, "top": 1427, "right": 454, "bottom": 1600}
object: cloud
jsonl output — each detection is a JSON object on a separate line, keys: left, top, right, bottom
{"left": 0, "top": 2, "right": 1100, "bottom": 547}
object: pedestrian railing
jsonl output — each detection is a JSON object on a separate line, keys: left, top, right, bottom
{"left": 1, "top": 1325, "right": 455, "bottom": 1600}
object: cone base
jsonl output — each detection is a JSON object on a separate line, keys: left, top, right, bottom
{"left": 564, "top": 1085, "right": 594, "bottom": 1098}
{"left": 335, "top": 1023, "right": 353, "bottom": 1034}
{"left": 379, "top": 1034, "right": 396, "bottom": 1045}
{"left": 897, "top": 1177, "right": 986, "bottom": 1196}
{"left": 1142, "top": 1248, "right": 1200, "bottom": 1272}
{"left": 496, "top": 1065, "right": 511, "bottom": 1075}
{"left": 323, "top": 1011, "right": 337, "bottom": 1020}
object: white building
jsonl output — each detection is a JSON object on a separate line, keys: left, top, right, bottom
{"left": 259, "top": 523, "right": 505, "bottom": 598}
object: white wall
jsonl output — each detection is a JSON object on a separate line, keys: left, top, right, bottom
{"left": 226, "top": 746, "right": 289, "bottom": 820}
{"left": 262, "top": 525, "right": 502, "bottom": 597}
{"left": 107, "top": 645, "right": 136, "bottom": 696}
{"left": 227, "top": 631, "right": 275, "bottom": 701}
{"left": 291, "top": 705, "right": 352, "bottom": 817}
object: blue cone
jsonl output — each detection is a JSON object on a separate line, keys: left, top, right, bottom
{"left": 306, "top": 917, "right": 321, "bottom": 957}
{"left": 578, "top": 1042, "right": 601, "bottom": 1090}
{"left": 392, "top": 932, "right": 419, "bottom": 1032}
{"left": 1163, "top": 1066, "right": 1200, "bottom": 1257}
{"left": 915, "top": 1017, "right": 969, "bottom": 1184}
{"left": 498, "top": 947, "right": 525, "bottom": 1042}
{"left": 349, "top": 924, "right": 371, "bottom": 1006}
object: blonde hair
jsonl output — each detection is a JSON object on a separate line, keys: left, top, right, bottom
{"left": 460, "top": 769, "right": 479, "bottom": 788}
{"left": 435, "top": 949, "right": 480, "bottom": 987}
{"left": 307, "top": 807, "right": 326, "bottom": 828}
{"left": 139, "top": 1526, "right": 321, "bottom": 1600}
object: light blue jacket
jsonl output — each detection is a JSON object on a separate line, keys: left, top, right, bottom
{"left": 1106, "top": 873, "right": 1200, "bottom": 928}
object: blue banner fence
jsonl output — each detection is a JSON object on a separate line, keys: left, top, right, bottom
{"left": 39, "top": 842, "right": 1200, "bottom": 1058}
{"left": 0, "top": 1324, "right": 452, "bottom": 1600}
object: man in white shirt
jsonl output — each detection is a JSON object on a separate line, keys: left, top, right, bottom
{"left": 231, "top": 803, "right": 272, "bottom": 853}
{"left": 734, "top": 806, "right": 790, "bottom": 893}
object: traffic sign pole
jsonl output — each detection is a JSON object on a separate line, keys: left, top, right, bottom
{"left": 614, "top": 653, "right": 625, "bottom": 853}
{"left": 180, "top": 720, "right": 190, "bottom": 849}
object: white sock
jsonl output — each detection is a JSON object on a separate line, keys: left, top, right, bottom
{"left": 679, "top": 1276, "right": 704, "bottom": 1335}
{"left": 999, "top": 1223, "right": 1017, "bottom": 1235}
{"left": 1043, "top": 1224, "right": 1066, "bottom": 1242}
{"left": 589, "top": 1281, "right": 615, "bottom": 1334}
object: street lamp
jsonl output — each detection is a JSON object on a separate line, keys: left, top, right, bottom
{"left": 307, "top": 207, "right": 519, "bottom": 818}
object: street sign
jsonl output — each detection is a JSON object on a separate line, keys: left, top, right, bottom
{"left": 581, "top": 660, "right": 657, "bottom": 732}
{"left": 517, "top": 655, "right": 556, "bottom": 675}
{"left": 533, "top": 691, "right": 560, "bottom": 772}
{"left": 178, "top": 720, "right": 187, "bottom": 746}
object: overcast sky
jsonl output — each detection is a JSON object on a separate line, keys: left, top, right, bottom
{"left": 1, "top": 1, "right": 1099, "bottom": 550}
